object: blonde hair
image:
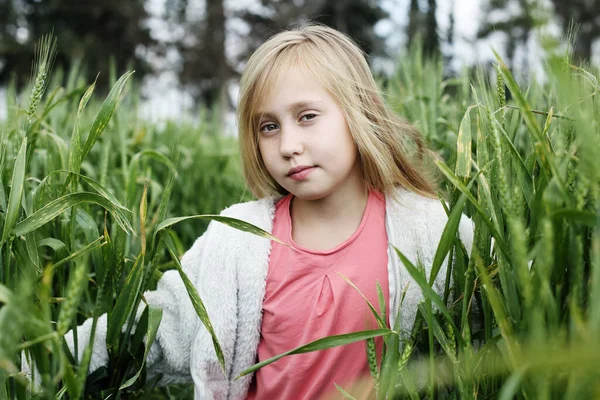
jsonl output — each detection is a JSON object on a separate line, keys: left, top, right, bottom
{"left": 237, "top": 23, "right": 439, "bottom": 202}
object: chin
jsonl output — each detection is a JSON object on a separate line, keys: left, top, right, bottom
{"left": 288, "top": 187, "right": 332, "bottom": 201}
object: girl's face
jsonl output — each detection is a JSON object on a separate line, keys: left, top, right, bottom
{"left": 256, "top": 66, "right": 364, "bottom": 202}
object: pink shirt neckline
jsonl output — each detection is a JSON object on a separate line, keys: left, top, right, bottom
{"left": 283, "top": 190, "right": 382, "bottom": 256}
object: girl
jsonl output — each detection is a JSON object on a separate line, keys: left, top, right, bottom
{"left": 48, "top": 23, "right": 473, "bottom": 399}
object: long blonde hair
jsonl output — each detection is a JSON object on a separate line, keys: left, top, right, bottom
{"left": 237, "top": 23, "right": 438, "bottom": 201}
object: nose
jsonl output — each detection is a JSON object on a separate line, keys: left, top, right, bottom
{"left": 278, "top": 122, "right": 304, "bottom": 158}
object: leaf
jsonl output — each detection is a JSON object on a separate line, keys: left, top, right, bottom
{"left": 139, "top": 181, "right": 148, "bottom": 257}
{"left": 106, "top": 253, "right": 145, "bottom": 349}
{"left": 162, "top": 233, "right": 226, "bottom": 376}
{"left": 417, "top": 303, "right": 457, "bottom": 363}
{"left": 0, "top": 283, "right": 13, "bottom": 304}
{"left": 69, "top": 79, "right": 97, "bottom": 175}
{"left": 76, "top": 208, "right": 105, "bottom": 283}
{"left": 455, "top": 105, "right": 477, "bottom": 179}
{"left": 334, "top": 383, "right": 358, "bottom": 400}
{"left": 37, "top": 237, "right": 67, "bottom": 254}
{"left": 62, "top": 350, "right": 82, "bottom": 399}
{"left": 337, "top": 272, "right": 387, "bottom": 329}
{"left": 377, "top": 281, "right": 387, "bottom": 327}
{"left": 436, "top": 160, "right": 510, "bottom": 257}
{"left": 81, "top": 71, "right": 135, "bottom": 160}
{"left": 119, "top": 306, "right": 163, "bottom": 390}
{"left": 156, "top": 215, "right": 287, "bottom": 245}
{"left": 494, "top": 120, "right": 533, "bottom": 209}
{"left": 65, "top": 170, "right": 129, "bottom": 212}
{"left": 1, "top": 137, "right": 27, "bottom": 244}
{"left": 13, "top": 192, "right": 134, "bottom": 237}
{"left": 498, "top": 368, "right": 525, "bottom": 400}
{"left": 430, "top": 186, "right": 471, "bottom": 286}
{"left": 551, "top": 209, "right": 599, "bottom": 226}
{"left": 39, "top": 236, "right": 106, "bottom": 279}
{"left": 379, "top": 329, "right": 399, "bottom": 396}
{"left": 155, "top": 147, "right": 179, "bottom": 227}
{"left": 473, "top": 253, "right": 517, "bottom": 366}
{"left": 126, "top": 149, "right": 177, "bottom": 207}
{"left": 237, "top": 329, "right": 392, "bottom": 378}
{"left": 393, "top": 246, "right": 460, "bottom": 337}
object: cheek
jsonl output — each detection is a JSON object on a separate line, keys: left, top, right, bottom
{"left": 258, "top": 139, "right": 275, "bottom": 170}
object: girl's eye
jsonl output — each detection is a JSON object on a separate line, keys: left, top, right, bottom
{"left": 260, "top": 123, "right": 279, "bottom": 133}
{"left": 300, "top": 113, "right": 317, "bottom": 122}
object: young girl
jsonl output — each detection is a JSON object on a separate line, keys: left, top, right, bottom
{"left": 49, "top": 23, "right": 474, "bottom": 399}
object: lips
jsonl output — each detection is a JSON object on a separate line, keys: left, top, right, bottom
{"left": 287, "top": 165, "right": 314, "bottom": 176}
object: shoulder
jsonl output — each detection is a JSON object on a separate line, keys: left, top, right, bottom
{"left": 387, "top": 187, "right": 474, "bottom": 253}
{"left": 387, "top": 187, "right": 447, "bottom": 225}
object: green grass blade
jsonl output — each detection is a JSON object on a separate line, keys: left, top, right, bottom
{"left": 455, "top": 105, "right": 476, "bottom": 179}
{"left": 106, "top": 253, "right": 145, "bottom": 349}
{"left": 13, "top": 192, "right": 134, "bottom": 237}
{"left": 472, "top": 251, "right": 517, "bottom": 366}
{"left": 155, "top": 147, "right": 179, "bottom": 226}
{"left": 430, "top": 188, "right": 470, "bottom": 286}
{"left": 156, "top": 215, "right": 286, "bottom": 245}
{"left": 0, "top": 146, "right": 7, "bottom": 213}
{"left": 495, "top": 120, "right": 534, "bottom": 207}
{"left": 39, "top": 236, "right": 106, "bottom": 280}
{"left": 376, "top": 281, "right": 387, "bottom": 327}
{"left": 436, "top": 159, "right": 510, "bottom": 257}
{"left": 69, "top": 79, "right": 96, "bottom": 175}
{"left": 75, "top": 208, "right": 105, "bottom": 283}
{"left": 417, "top": 303, "right": 457, "bottom": 362}
{"left": 393, "top": 246, "right": 461, "bottom": 337}
{"left": 81, "top": 71, "right": 135, "bottom": 160}
{"left": 37, "top": 238, "right": 68, "bottom": 259}
{"left": 126, "top": 150, "right": 177, "bottom": 207}
{"left": 379, "top": 330, "right": 400, "bottom": 397}
{"left": 550, "top": 209, "right": 599, "bottom": 226}
{"left": 51, "top": 170, "right": 129, "bottom": 213}
{"left": 237, "top": 329, "right": 392, "bottom": 378}
{"left": 119, "top": 306, "right": 163, "bottom": 390}
{"left": 334, "top": 383, "right": 358, "bottom": 400}
{"left": 1, "top": 137, "right": 27, "bottom": 244}
{"left": 0, "top": 283, "right": 13, "bottom": 304}
{"left": 162, "top": 232, "right": 226, "bottom": 376}
{"left": 337, "top": 272, "right": 387, "bottom": 329}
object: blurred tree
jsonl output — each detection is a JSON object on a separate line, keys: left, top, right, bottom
{"left": 0, "top": 0, "right": 155, "bottom": 88}
{"left": 311, "top": 0, "right": 388, "bottom": 56}
{"left": 477, "top": 0, "right": 541, "bottom": 70}
{"left": 165, "top": 0, "right": 233, "bottom": 111}
{"left": 236, "top": 0, "right": 388, "bottom": 63}
{"left": 0, "top": 0, "right": 32, "bottom": 85}
{"left": 407, "top": 0, "right": 422, "bottom": 45}
{"left": 549, "top": 0, "right": 599, "bottom": 62}
{"left": 406, "top": 0, "right": 440, "bottom": 56}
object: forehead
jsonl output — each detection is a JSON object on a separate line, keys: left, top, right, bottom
{"left": 254, "top": 66, "right": 330, "bottom": 116}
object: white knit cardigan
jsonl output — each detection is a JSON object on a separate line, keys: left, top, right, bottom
{"left": 65, "top": 187, "right": 474, "bottom": 399}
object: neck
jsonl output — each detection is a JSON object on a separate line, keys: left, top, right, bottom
{"left": 290, "top": 179, "right": 369, "bottom": 226}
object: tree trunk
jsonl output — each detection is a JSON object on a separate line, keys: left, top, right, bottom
{"left": 202, "top": 0, "right": 229, "bottom": 125}
{"left": 407, "top": 0, "right": 421, "bottom": 45}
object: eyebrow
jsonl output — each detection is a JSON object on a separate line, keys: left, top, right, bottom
{"left": 254, "top": 100, "right": 324, "bottom": 121}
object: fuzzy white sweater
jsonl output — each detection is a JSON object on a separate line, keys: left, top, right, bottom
{"left": 64, "top": 187, "right": 474, "bottom": 399}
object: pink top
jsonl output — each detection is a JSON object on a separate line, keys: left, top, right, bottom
{"left": 246, "top": 189, "right": 389, "bottom": 399}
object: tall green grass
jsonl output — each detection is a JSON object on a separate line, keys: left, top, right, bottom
{"left": 1, "top": 33, "right": 598, "bottom": 399}
{"left": 0, "top": 35, "right": 253, "bottom": 399}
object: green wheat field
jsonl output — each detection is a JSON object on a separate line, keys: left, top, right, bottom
{"left": 0, "top": 34, "right": 598, "bottom": 399}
